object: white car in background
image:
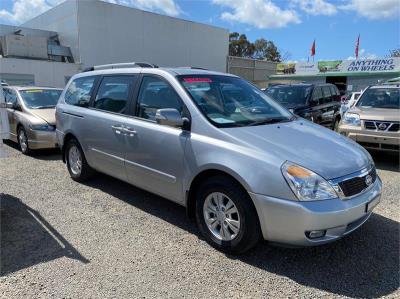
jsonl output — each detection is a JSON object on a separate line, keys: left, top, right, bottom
{"left": 340, "top": 91, "right": 362, "bottom": 117}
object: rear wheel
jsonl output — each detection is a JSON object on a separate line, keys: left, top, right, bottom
{"left": 195, "top": 175, "right": 261, "bottom": 254}
{"left": 18, "top": 127, "right": 30, "bottom": 155}
{"left": 65, "top": 138, "right": 94, "bottom": 182}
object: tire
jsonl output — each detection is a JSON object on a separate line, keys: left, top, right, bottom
{"left": 333, "top": 118, "right": 340, "bottom": 132}
{"left": 17, "top": 127, "right": 31, "bottom": 155}
{"left": 195, "top": 175, "right": 261, "bottom": 254}
{"left": 65, "top": 138, "right": 94, "bottom": 182}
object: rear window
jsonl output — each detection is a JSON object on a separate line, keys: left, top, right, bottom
{"left": 65, "top": 76, "right": 96, "bottom": 107}
{"left": 265, "top": 85, "right": 312, "bottom": 106}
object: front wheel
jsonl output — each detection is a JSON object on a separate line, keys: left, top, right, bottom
{"left": 18, "top": 127, "right": 31, "bottom": 155}
{"left": 195, "top": 175, "right": 261, "bottom": 254}
{"left": 65, "top": 138, "right": 94, "bottom": 182}
{"left": 333, "top": 118, "right": 340, "bottom": 132}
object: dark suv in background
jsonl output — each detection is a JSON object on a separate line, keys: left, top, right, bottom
{"left": 265, "top": 83, "right": 342, "bottom": 130}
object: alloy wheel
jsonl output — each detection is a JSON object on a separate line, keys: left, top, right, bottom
{"left": 68, "top": 145, "right": 82, "bottom": 176}
{"left": 18, "top": 130, "right": 28, "bottom": 153}
{"left": 203, "top": 192, "right": 241, "bottom": 241}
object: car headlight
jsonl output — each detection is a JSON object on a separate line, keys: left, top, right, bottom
{"left": 29, "top": 124, "right": 55, "bottom": 131}
{"left": 281, "top": 161, "right": 338, "bottom": 201}
{"left": 342, "top": 112, "right": 360, "bottom": 126}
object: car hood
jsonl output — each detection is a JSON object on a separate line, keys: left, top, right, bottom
{"left": 29, "top": 108, "right": 56, "bottom": 125}
{"left": 350, "top": 107, "right": 400, "bottom": 121}
{"left": 223, "top": 119, "right": 370, "bottom": 180}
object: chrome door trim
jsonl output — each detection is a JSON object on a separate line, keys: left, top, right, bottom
{"left": 125, "top": 158, "right": 177, "bottom": 183}
{"left": 91, "top": 147, "right": 125, "bottom": 162}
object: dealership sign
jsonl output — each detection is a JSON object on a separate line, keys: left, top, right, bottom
{"left": 340, "top": 58, "right": 399, "bottom": 72}
{"left": 277, "top": 57, "right": 400, "bottom": 75}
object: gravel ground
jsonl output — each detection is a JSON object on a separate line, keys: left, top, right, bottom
{"left": 0, "top": 141, "right": 399, "bottom": 298}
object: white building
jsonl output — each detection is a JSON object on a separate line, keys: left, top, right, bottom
{"left": 0, "top": 24, "right": 81, "bottom": 87}
{"left": 0, "top": 0, "right": 228, "bottom": 87}
{"left": 24, "top": 0, "right": 228, "bottom": 71}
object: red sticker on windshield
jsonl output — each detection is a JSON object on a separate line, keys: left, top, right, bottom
{"left": 183, "top": 78, "right": 212, "bottom": 83}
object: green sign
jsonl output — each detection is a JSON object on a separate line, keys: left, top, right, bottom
{"left": 318, "top": 60, "right": 342, "bottom": 72}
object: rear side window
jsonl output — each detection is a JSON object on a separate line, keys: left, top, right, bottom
{"left": 322, "top": 86, "right": 332, "bottom": 103}
{"left": 93, "top": 76, "right": 136, "bottom": 114}
{"left": 136, "top": 76, "right": 183, "bottom": 121}
{"left": 312, "top": 87, "right": 322, "bottom": 104}
{"left": 65, "top": 76, "right": 96, "bottom": 107}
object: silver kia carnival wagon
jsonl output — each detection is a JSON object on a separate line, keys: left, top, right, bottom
{"left": 56, "top": 63, "right": 382, "bottom": 253}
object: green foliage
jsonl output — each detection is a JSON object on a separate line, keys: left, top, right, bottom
{"left": 229, "top": 32, "right": 282, "bottom": 62}
{"left": 388, "top": 49, "right": 400, "bottom": 57}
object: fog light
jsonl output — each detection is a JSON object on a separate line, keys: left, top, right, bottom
{"left": 306, "top": 230, "right": 326, "bottom": 239}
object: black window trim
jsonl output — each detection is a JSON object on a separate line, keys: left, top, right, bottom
{"left": 130, "top": 73, "right": 191, "bottom": 127}
{"left": 88, "top": 73, "right": 138, "bottom": 117}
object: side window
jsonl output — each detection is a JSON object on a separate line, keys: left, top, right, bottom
{"left": 312, "top": 87, "right": 322, "bottom": 105}
{"left": 65, "top": 76, "right": 96, "bottom": 107}
{"left": 4, "top": 89, "right": 17, "bottom": 104}
{"left": 322, "top": 86, "right": 332, "bottom": 104}
{"left": 93, "top": 76, "right": 135, "bottom": 114}
{"left": 136, "top": 76, "right": 183, "bottom": 121}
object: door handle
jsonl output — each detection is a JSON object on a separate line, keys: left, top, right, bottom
{"left": 123, "top": 127, "right": 137, "bottom": 137}
{"left": 111, "top": 125, "right": 124, "bottom": 135}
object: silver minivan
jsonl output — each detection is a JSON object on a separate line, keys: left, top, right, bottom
{"left": 56, "top": 63, "right": 381, "bottom": 253}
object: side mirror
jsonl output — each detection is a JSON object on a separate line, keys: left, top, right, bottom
{"left": 6, "top": 102, "right": 19, "bottom": 110}
{"left": 155, "top": 108, "right": 185, "bottom": 128}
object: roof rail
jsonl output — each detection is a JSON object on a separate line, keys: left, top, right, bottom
{"left": 83, "top": 62, "right": 158, "bottom": 72}
{"left": 178, "top": 66, "right": 209, "bottom": 70}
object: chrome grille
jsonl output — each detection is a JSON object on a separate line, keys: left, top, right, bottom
{"left": 330, "top": 165, "right": 377, "bottom": 199}
{"left": 364, "top": 120, "right": 399, "bottom": 132}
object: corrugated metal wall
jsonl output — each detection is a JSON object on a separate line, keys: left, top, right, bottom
{"left": 226, "top": 56, "right": 277, "bottom": 87}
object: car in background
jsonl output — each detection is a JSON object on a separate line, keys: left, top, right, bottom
{"left": 340, "top": 91, "right": 362, "bottom": 117}
{"left": 3, "top": 86, "right": 62, "bottom": 154}
{"left": 265, "top": 83, "right": 341, "bottom": 130}
{"left": 339, "top": 85, "right": 400, "bottom": 152}
{"left": 56, "top": 63, "right": 381, "bottom": 254}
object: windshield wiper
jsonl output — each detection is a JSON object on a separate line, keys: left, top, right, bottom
{"left": 247, "top": 118, "right": 288, "bottom": 126}
{"left": 34, "top": 105, "right": 55, "bottom": 109}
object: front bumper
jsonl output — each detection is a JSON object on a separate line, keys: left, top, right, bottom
{"left": 27, "top": 128, "right": 58, "bottom": 149}
{"left": 338, "top": 124, "right": 400, "bottom": 152}
{"left": 249, "top": 176, "right": 382, "bottom": 246}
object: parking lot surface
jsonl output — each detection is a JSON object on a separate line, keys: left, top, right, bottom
{"left": 1, "top": 141, "right": 399, "bottom": 298}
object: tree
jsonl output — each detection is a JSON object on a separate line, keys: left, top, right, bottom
{"left": 229, "top": 32, "right": 254, "bottom": 58}
{"left": 228, "top": 32, "right": 282, "bottom": 62}
{"left": 388, "top": 49, "right": 400, "bottom": 57}
{"left": 253, "top": 38, "right": 282, "bottom": 62}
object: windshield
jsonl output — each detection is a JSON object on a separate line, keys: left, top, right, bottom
{"left": 356, "top": 88, "right": 399, "bottom": 109}
{"left": 178, "top": 75, "right": 292, "bottom": 128}
{"left": 19, "top": 89, "right": 62, "bottom": 109}
{"left": 265, "top": 85, "right": 312, "bottom": 107}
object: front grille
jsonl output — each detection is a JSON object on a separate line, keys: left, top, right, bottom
{"left": 381, "top": 144, "right": 400, "bottom": 151}
{"left": 364, "top": 121, "right": 376, "bottom": 130}
{"left": 338, "top": 167, "right": 376, "bottom": 197}
{"left": 364, "top": 120, "right": 399, "bottom": 132}
{"left": 389, "top": 123, "right": 399, "bottom": 132}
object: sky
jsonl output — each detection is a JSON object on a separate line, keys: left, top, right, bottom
{"left": 0, "top": 0, "right": 399, "bottom": 62}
